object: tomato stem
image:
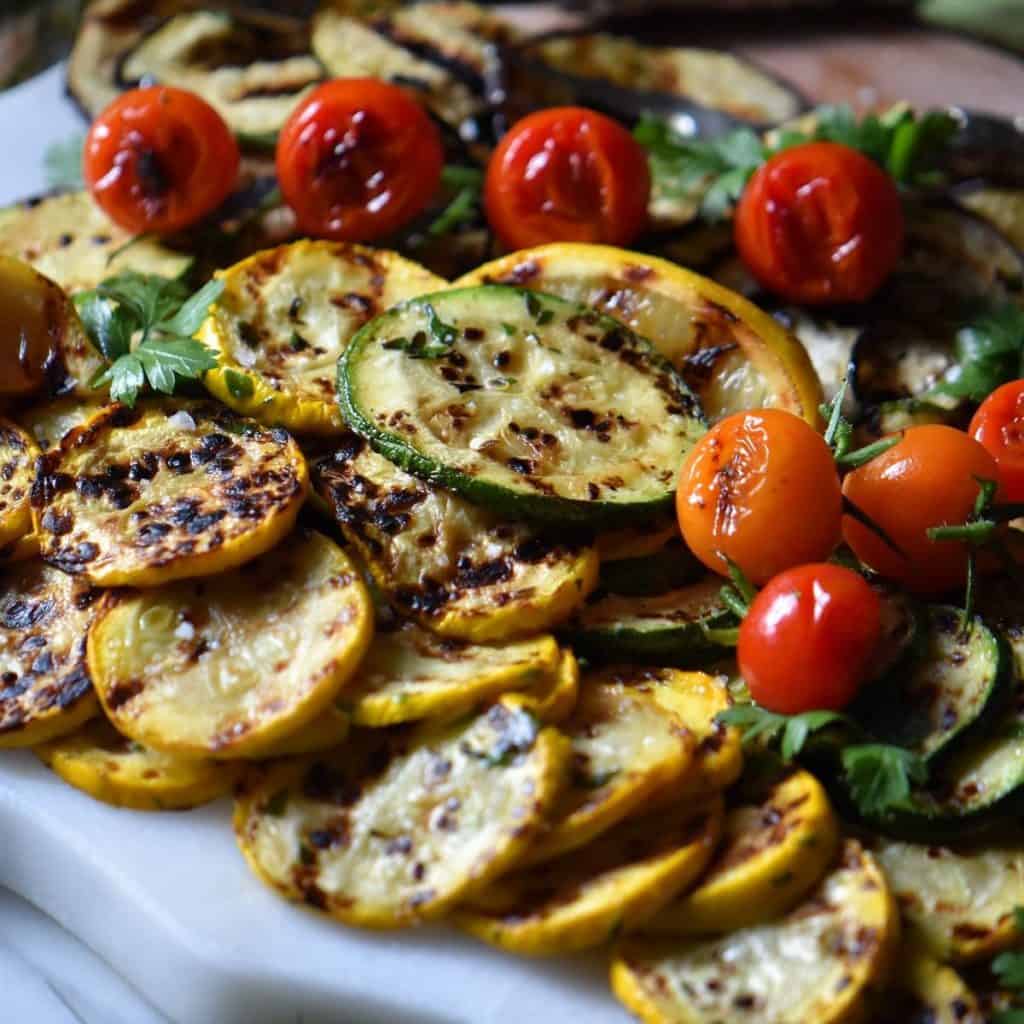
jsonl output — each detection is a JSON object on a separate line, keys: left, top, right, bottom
{"left": 725, "top": 558, "right": 757, "bottom": 606}
{"left": 928, "top": 521, "right": 996, "bottom": 544}
{"left": 719, "top": 586, "right": 750, "bottom": 620}
{"left": 700, "top": 624, "right": 740, "bottom": 647}
{"left": 836, "top": 436, "right": 900, "bottom": 469}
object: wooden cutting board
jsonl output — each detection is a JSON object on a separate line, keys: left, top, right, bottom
{"left": 501, "top": 5, "right": 1024, "bottom": 118}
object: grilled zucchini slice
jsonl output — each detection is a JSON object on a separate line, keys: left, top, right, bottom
{"left": 34, "top": 716, "right": 243, "bottom": 811}
{"left": 646, "top": 770, "right": 839, "bottom": 934}
{"left": 338, "top": 620, "right": 560, "bottom": 727}
{"left": 88, "top": 530, "right": 372, "bottom": 759}
{"left": 0, "top": 192, "right": 193, "bottom": 295}
{"left": 564, "top": 578, "right": 732, "bottom": 665}
{"left": 233, "top": 698, "right": 569, "bottom": 928}
{"left": 523, "top": 666, "right": 698, "bottom": 865}
{"left": 19, "top": 398, "right": 106, "bottom": 452}
{"left": 339, "top": 285, "right": 704, "bottom": 527}
{"left": 0, "top": 420, "right": 37, "bottom": 548}
{"left": 201, "top": 241, "right": 446, "bottom": 435}
{"left": 0, "top": 561, "right": 101, "bottom": 748}
{"left": 594, "top": 515, "right": 680, "bottom": 562}
{"left": 312, "top": 434, "right": 598, "bottom": 641}
{"left": 869, "top": 836, "right": 1024, "bottom": 962}
{"left": 852, "top": 607, "right": 1011, "bottom": 763}
{"left": 611, "top": 840, "right": 898, "bottom": 1024}
{"left": 597, "top": 537, "right": 703, "bottom": 597}
{"left": 456, "top": 799, "right": 723, "bottom": 956}
{"left": 32, "top": 401, "right": 308, "bottom": 587}
{"left": 961, "top": 188, "right": 1024, "bottom": 251}
{"left": 455, "top": 244, "right": 822, "bottom": 424}
{"left": 119, "top": 11, "right": 323, "bottom": 144}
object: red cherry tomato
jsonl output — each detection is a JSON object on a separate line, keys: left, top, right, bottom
{"left": 676, "top": 409, "right": 842, "bottom": 585}
{"left": 484, "top": 107, "right": 650, "bottom": 250}
{"left": 842, "top": 425, "right": 1000, "bottom": 595}
{"left": 969, "top": 379, "right": 1024, "bottom": 503}
{"left": 276, "top": 78, "right": 443, "bottom": 242}
{"left": 84, "top": 86, "right": 240, "bottom": 235}
{"left": 734, "top": 141, "right": 905, "bottom": 305}
{"left": 739, "top": 563, "right": 882, "bottom": 714}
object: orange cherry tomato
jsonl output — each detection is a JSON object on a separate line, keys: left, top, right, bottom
{"left": 676, "top": 409, "right": 842, "bottom": 585}
{"left": 84, "top": 86, "right": 240, "bottom": 234}
{"left": 484, "top": 106, "right": 650, "bottom": 250}
{"left": 842, "top": 424, "right": 1000, "bottom": 595}
{"left": 276, "top": 78, "right": 443, "bottom": 242}
{"left": 969, "top": 379, "right": 1024, "bottom": 503}
{"left": 734, "top": 141, "right": 904, "bottom": 305}
{"left": 739, "top": 563, "right": 882, "bottom": 714}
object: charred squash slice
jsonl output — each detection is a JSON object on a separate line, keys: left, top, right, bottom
{"left": 312, "top": 434, "right": 598, "bottom": 641}
{"left": 34, "top": 716, "right": 242, "bottom": 811}
{"left": 202, "top": 241, "right": 445, "bottom": 435}
{"left": 611, "top": 841, "right": 898, "bottom": 1024}
{"left": 0, "top": 560, "right": 101, "bottom": 748}
{"left": 0, "top": 419, "right": 38, "bottom": 548}
{"left": 233, "top": 698, "right": 569, "bottom": 928}
{"left": 32, "top": 401, "right": 308, "bottom": 587}
{"left": 19, "top": 398, "right": 107, "bottom": 452}
{"left": 87, "top": 530, "right": 372, "bottom": 759}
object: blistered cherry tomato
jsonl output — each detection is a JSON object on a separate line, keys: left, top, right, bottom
{"left": 969, "top": 380, "right": 1024, "bottom": 503}
{"left": 739, "top": 563, "right": 882, "bottom": 713}
{"left": 484, "top": 107, "right": 650, "bottom": 250}
{"left": 276, "top": 78, "right": 443, "bottom": 242}
{"left": 842, "top": 424, "right": 1000, "bottom": 594}
{"left": 84, "top": 86, "right": 239, "bottom": 234}
{"left": 676, "top": 409, "right": 842, "bottom": 585}
{"left": 734, "top": 141, "right": 904, "bottom": 305}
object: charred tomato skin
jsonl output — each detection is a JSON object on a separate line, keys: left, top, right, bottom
{"left": 734, "top": 141, "right": 904, "bottom": 305}
{"left": 84, "top": 86, "right": 240, "bottom": 234}
{"left": 484, "top": 106, "right": 650, "bottom": 250}
{"left": 739, "top": 562, "right": 882, "bottom": 713}
{"left": 676, "top": 409, "right": 842, "bottom": 585}
{"left": 275, "top": 78, "right": 444, "bottom": 242}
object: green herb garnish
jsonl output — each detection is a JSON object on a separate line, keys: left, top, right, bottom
{"left": 43, "top": 133, "right": 85, "bottom": 191}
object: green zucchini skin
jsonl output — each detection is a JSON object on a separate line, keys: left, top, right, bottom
{"left": 597, "top": 538, "right": 704, "bottom": 597}
{"left": 338, "top": 285, "right": 705, "bottom": 528}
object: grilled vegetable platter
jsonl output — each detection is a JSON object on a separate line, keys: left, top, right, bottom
{"left": 4, "top": 2, "right": 1024, "bottom": 1022}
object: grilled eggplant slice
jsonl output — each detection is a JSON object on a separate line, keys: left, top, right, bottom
{"left": 0, "top": 192, "right": 193, "bottom": 295}
{"left": 339, "top": 285, "right": 704, "bottom": 526}
{"left": 869, "top": 835, "right": 1024, "bottom": 962}
{"left": 852, "top": 607, "right": 1011, "bottom": 764}
{"left": 312, "top": 434, "right": 597, "bottom": 641}
{"left": 511, "top": 33, "right": 804, "bottom": 127}
{"left": 0, "top": 420, "right": 37, "bottom": 548}
{"left": 233, "top": 697, "right": 569, "bottom": 928}
{"left": 646, "top": 770, "right": 839, "bottom": 934}
{"left": 32, "top": 401, "right": 308, "bottom": 587}
{"left": 202, "top": 241, "right": 445, "bottom": 435}
{"left": 34, "top": 716, "right": 243, "bottom": 811}
{"left": 0, "top": 560, "right": 101, "bottom": 748}
{"left": 611, "top": 840, "right": 898, "bottom": 1024}
{"left": 87, "top": 530, "right": 371, "bottom": 759}
{"left": 455, "top": 244, "right": 822, "bottom": 424}
{"left": 522, "top": 666, "right": 698, "bottom": 865}
{"left": 456, "top": 799, "right": 723, "bottom": 955}
{"left": 337, "top": 620, "right": 560, "bottom": 727}
{"left": 118, "top": 10, "right": 323, "bottom": 144}
{"left": 565, "top": 578, "right": 732, "bottom": 666}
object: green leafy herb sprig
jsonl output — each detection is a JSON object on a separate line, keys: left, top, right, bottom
{"left": 43, "top": 133, "right": 85, "bottom": 191}
{"left": 75, "top": 272, "right": 222, "bottom": 407}
{"left": 635, "top": 105, "right": 959, "bottom": 222}
{"left": 422, "top": 165, "right": 484, "bottom": 240}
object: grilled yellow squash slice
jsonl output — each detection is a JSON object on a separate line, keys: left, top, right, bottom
{"left": 313, "top": 435, "right": 598, "bottom": 642}
{"left": 456, "top": 243, "right": 822, "bottom": 425}
{"left": 19, "top": 398, "right": 107, "bottom": 451}
{"left": 0, "top": 532, "right": 41, "bottom": 565}
{"left": 869, "top": 836, "right": 1024, "bottom": 962}
{"left": 519, "top": 649, "right": 579, "bottom": 725}
{"left": 0, "top": 561, "right": 101, "bottom": 747}
{"left": 202, "top": 241, "right": 444, "bottom": 435}
{"left": 340, "top": 621, "right": 560, "bottom": 728}
{"left": 34, "top": 716, "right": 242, "bottom": 811}
{"left": 611, "top": 840, "right": 899, "bottom": 1024}
{"left": 88, "top": 531, "right": 373, "bottom": 759}
{"left": 0, "top": 419, "right": 38, "bottom": 547}
{"left": 255, "top": 708, "right": 351, "bottom": 758}
{"left": 457, "top": 799, "right": 722, "bottom": 956}
{"left": 875, "top": 947, "right": 985, "bottom": 1024}
{"left": 523, "top": 666, "right": 698, "bottom": 865}
{"left": 646, "top": 770, "right": 839, "bottom": 934}
{"left": 32, "top": 401, "right": 308, "bottom": 587}
{"left": 234, "top": 698, "right": 570, "bottom": 928}
{"left": 0, "top": 191, "right": 192, "bottom": 295}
